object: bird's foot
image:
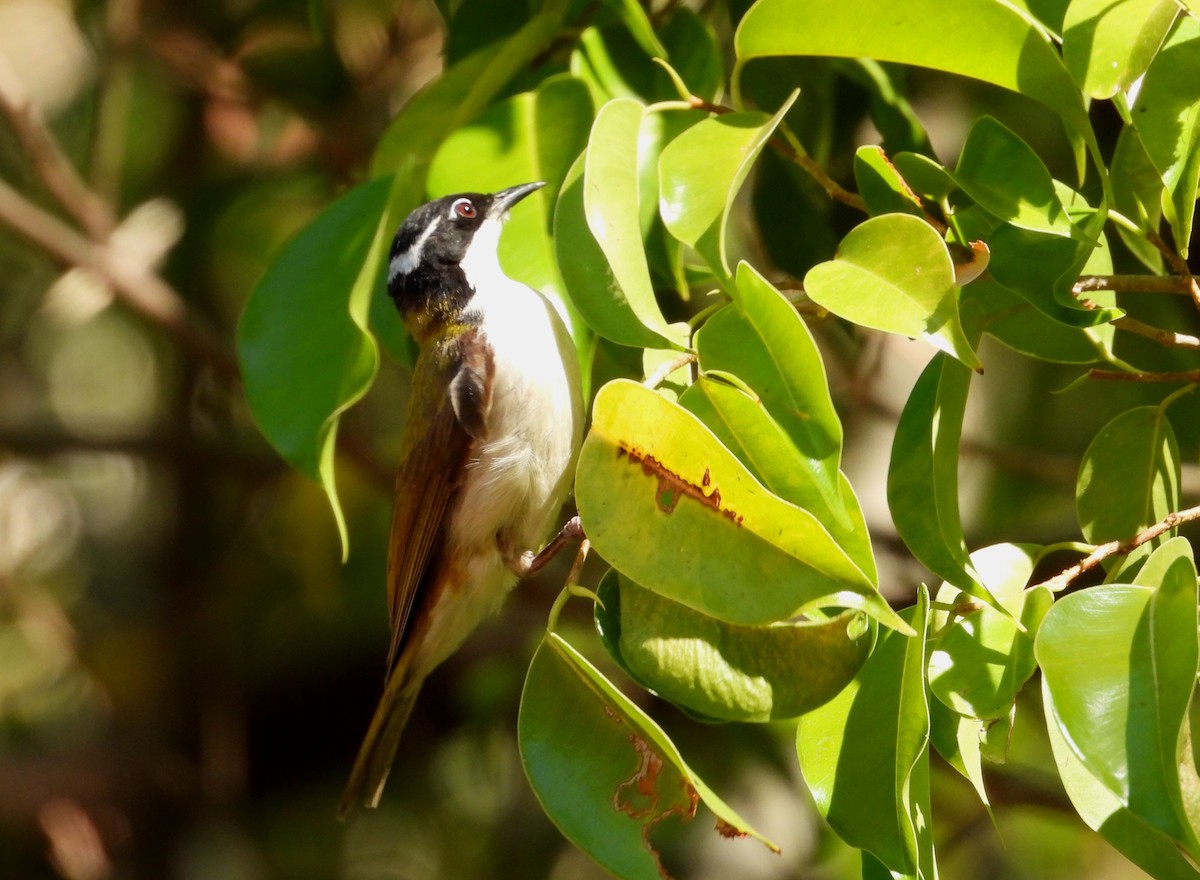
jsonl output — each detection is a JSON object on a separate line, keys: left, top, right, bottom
{"left": 505, "top": 515, "right": 584, "bottom": 577}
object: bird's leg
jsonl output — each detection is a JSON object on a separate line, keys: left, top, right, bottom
{"left": 504, "top": 515, "right": 584, "bottom": 577}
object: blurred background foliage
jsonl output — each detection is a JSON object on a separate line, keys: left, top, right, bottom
{"left": 0, "top": 0, "right": 1196, "bottom": 878}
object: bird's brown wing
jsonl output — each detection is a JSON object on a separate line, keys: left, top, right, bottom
{"left": 384, "top": 332, "right": 493, "bottom": 671}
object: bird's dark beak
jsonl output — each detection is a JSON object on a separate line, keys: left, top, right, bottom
{"left": 490, "top": 181, "right": 546, "bottom": 218}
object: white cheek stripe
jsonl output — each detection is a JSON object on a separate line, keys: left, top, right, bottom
{"left": 388, "top": 221, "right": 437, "bottom": 283}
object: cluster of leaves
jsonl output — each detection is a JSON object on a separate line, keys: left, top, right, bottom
{"left": 238, "top": 0, "right": 1200, "bottom": 877}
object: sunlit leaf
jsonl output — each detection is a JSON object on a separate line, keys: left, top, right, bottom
{"left": 576, "top": 379, "right": 912, "bottom": 633}
{"left": 854, "top": 145, "right": 925, "bottom": 217}
{"left": 805, "top": 214, "right": 982, "bottom": 370}
{"left": 1062, "top": 0, "right": 1179, "bottom": 99}
{"left": 953, "top": 116, "right": 1074, "bottom": 237}
{"left": 659, "top": 93, "right": 797, "bottom": 279}
{"left": 928, "top": 544, "right": 1051, "bottom": 719}
{"left": 735, "top": 0, "right": 1097, "bottom": 156}
{"left": 1037, "top": 547, "right": 1200, "bottom": 853}
{"left": 1131, "top": 14, "right": 1200, "bottom": 258}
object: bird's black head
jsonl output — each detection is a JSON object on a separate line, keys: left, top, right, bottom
{"left": 386, "top": 182, "right": 544, "bottom": 338}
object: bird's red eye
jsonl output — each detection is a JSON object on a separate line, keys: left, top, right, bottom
{"left": 452, "top": 198, "right": 476, "bottom": 219}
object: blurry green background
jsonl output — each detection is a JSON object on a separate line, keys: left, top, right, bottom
{"left": 0, "top": 1, "right": 1195, "bottom": 878}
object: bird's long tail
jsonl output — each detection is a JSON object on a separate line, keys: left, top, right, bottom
{"left": 338, "top": 664, "right": 423, "bottom": 819}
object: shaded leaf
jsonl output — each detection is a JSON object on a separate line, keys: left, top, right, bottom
{"left": 1077, "top": 406, "right": 1180, "bottom": 545}
{"left": 520, "top": 632, "right": 777, "bottom": 880}
{"left": 798, "top": 590, "right": 933, "bottom": 876}
{"left": 1062, "top": 0, "right": 1179, "bottom": 99}
{"left": 594, "top": 571, "right": 871, "bottom": 722}
{"left": 238, "top": 177, "right": 390, "bottom": 554}
{"left": 888, "top": 353, "right": 1000, "bottom": 609}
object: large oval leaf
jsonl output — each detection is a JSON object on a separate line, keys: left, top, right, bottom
{"left": 1037, "top": 555, "right": 1200, "bottom": 854}
{"left": 519, "top": 631, "right": 777, "bottom": 880}
{"left": 1062, "top": 0, "right": 1179, "bottom": 100}
{"left": 595, "top": 571, "right": 871, "bottom": 722}
{"left": 735, "top": 0, "right": 1096, "bottom": 157}
{"left": 576, "top": 379, "right": 911, "bottom": 633}
{"left": 238, "top": 176, "right": 390, "bottom": 554}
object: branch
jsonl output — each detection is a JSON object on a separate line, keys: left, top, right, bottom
{"left": 0, "top": 177, "right": 240, "bottom": 382}
{"left": 1087, "top": 368, "right": 1200, "bottom": 383}
{"left": 1111, "top": 315, "right": 1200, "bottom": 349}
{"left": 1033, "top": 505, "right": 1200, "bottom": 592}
{"left": 1146, "top": 229, "right": 1200, "bottom": 310}
{"left": 0, "top": 55, "right": 115, "bottom": 238}
{"left": 1074, "top": 274, "right": 1195, "bottom": 295}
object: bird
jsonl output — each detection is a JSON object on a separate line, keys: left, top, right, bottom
{"left": 338, "top": 181, "right": 583, "bottom": 817}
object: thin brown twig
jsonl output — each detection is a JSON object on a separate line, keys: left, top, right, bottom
{"left": 0, "top": 56, "right": 115, "bottom": 238}
{"left": 643, "top": 351, "right": 696, "bottom": 389}
{"left": 1146, "top": 230, "right": 1200, "bottom": 310}
{"left": 686, "top": 96, "right": 869, "bottom": 213}
{"left": 0, "top": 177, "right": 240, "bottom": 382}
{"left": 1033, "top": 504, "right": 1200, "bottom": 592}
{"left": 1088, "top": 368, "right": 1200, "bottom": 383}
{"left": 1111, "top": 315, "right": 1200, "bottom": 349}
{"left": 1074, "top": 274, "right": 1195, "bottom": 295}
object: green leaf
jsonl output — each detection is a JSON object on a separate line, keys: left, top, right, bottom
{"left": 694, "top": 263, "right": 844, "bottom": 500}
{"left": 678, "top": 376, "right": 875, "bottom": 579}
{"left": 1111, "top": 125, "right": 1167, "bottom": 272}
{"left": 1131, "top": 14, "right": 1200, "bottom": 258}
{"left": 238, "top": 176, "right": 390, "bottom": 556}
{"left": 928, "top": 544, "right": 1052, "bottom": 719}
{"left": 427, "top": 75, "right": 595, "bottom": 372}
{"left": 1046, "top": 690, "right": 1200, "bottom": 880}
{"left": 804, "top": 214, "right": 982, "bottom": 370}
{"left": 928, "top": 698, "right": 992, "bottom": 810}
{"left": 975, "top": 280, "right": 1117, "bottom": 364}
{"left": 558, "top": 98, "right": 682, "bottom": 348}
{"left": 598, "top": 0, "right": 667, "bottom": 58}
{"left": 1038, "top": 555, "right": 1200, "bottom": 854}
{"left": 798, "top": 589, "right": 933, "bottom": 876}
{"left": 576, "top": 379, "right": 912, "bottom": 633}
{"left": 986, "top": 217, "right": 1120, "bottom": 328}
{"left": 1062, "top": 0, "right": 1179, "bottom": 99}
{"left": 735, "top": 0, "right": 1097, "bottom": 158}
{"left": 854, "top": 145, "right": 926, "bottom": 218}
{"left": 1077, "top": 406, "right": 1181, "bottom": 545}
{"left": 953, "top": 116, "right": 1073, "bottom": 236}
{"left": 888, "top": 353, "right": 998, "bottom": 608}
{"left": 594, "top": 571, "right": 871, "bottom": 722}
{"left": 571, "top": 10, "right": 722, "bottom": 105}
{"left": 659, "top": 93, "right": 798, "bottom": 280}
{"left": 893, "top": 152, "right": 957, "bottom": 201}
{"left": 520, "top": 632, "right": 777, "bottom": 879}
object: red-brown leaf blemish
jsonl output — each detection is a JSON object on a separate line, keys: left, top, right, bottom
{"left": 618, "top": 443, "right": 742, "bottom": 526}
{"left": 612, "top": 734, "right": 700, "bottom": 880}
